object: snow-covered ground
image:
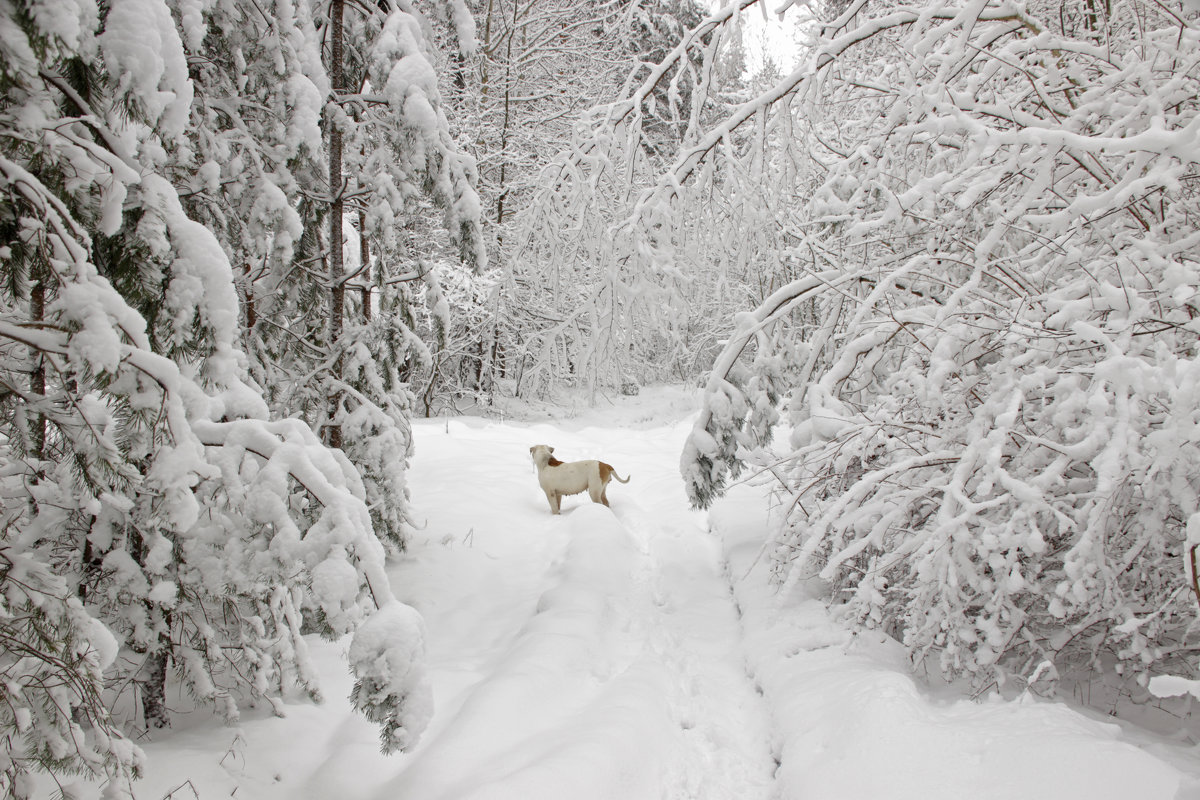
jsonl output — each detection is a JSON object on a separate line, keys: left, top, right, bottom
{"left": 74, "top": 387, "right": 1200, "bottom": 798}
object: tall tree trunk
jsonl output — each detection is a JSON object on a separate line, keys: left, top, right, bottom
{"left": 29, "top": 276, "right": 44, "bottom": 458}
{"left": 140, "top": 649, "right": 170, "bottom": 729}
{"left": 359, "top": 209, "right": 371, "bottom": 323}
{"left": 134, "top": 524, "right": 173, "bottom": 729}
{"left": 495, "top": 0, "right": 518, "bottom": 228}
{"left": 326, "top": 0, "right": 346, "bottom": 450}
{"left": 243, "top": 263, "right": 257, "bottom": 335}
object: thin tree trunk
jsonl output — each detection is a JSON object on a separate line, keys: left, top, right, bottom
{"left": 243, "top": 263, "right": 257, "bottom": 333}
{"left": 495, "top": 0, "right": 518, "bottom": 227}
{"left": 481, "top": 0, "right": 495, "bottom": 97}
{"left": 327, "top": 0, "right": 346, "bottom": 450}
{"left": 29, "top": 277, "right": 44, "bottom": 457}
{"left": 359, "top": 209, "right": 371, "bottom": 323}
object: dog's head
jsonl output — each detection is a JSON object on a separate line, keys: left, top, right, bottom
{"left": 529, "top": 444, "right": 555, "bottom": 468}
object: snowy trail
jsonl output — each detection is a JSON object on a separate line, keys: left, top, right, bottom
{"left": 123, "top": 391, "right": 1200, "bottom": 800}
{"left": 369, "top": 416, "right": 778, "bottom": 799}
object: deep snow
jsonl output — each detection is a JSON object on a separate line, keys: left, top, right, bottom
{"left": 58, "top": 387, "right": 1200, "bottom": 798}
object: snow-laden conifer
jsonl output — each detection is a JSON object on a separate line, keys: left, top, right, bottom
{"left": 312, "top": 1, "right": 485, "bottom": 547}
{"left": 0, "top": 0, "right": 436, "bottom": 793}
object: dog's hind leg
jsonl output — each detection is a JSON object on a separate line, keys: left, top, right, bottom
{"left": 587, "top": 464, "right": 606, "bottom": 505}
{"left": 597, "top": 474, "right": 612, "bottom": 506}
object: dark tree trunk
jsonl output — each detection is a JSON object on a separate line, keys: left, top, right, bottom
{"left": 29, "top": 277, "right": 45, "bottom": 457}
{"left": 495, "top": 0, "right": 518, "bottom": 228}
{"left": 359, "top": 209, "right": 371, "bottom": 323}
{"left": 140, "top": 649, "right": 170, "bottom": 729}
{"left": 244, "top": 263, "right": 257, "bottom": 333}
{"left": 326, "top": 0, "right": 346, "bottom": 450}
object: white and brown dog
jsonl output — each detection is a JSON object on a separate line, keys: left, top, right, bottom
{"left": 529, "top": 444, "right": 630, "bottom": 515}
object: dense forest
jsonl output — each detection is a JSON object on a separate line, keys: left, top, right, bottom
{"left": 2, "top": 0, "right": 1199, "bottom": 795}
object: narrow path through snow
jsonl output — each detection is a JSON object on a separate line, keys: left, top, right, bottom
{"left": 374, "top": 416, "right": 778, "bottom": 799}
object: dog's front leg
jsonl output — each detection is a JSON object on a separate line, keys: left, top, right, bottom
{"left": 544, "top": 489, "right": 561, "bottom": 514}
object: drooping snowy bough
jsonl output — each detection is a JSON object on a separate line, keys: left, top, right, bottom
{"left": 599, "top": 0, "right": 1200, "bottom": 696}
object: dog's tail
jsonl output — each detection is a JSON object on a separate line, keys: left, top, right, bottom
{"left": 601, "top": 462, "right": 630, "bottom": 483}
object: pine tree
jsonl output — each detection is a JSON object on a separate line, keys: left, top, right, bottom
{"left": 0, "top": 0, "right": 440, "bottom": 792}
{"left": 316, "top": 1, "right": 485, "bottom": 545}
{"left": 165, "top": 0, "right": 485, "bottom": 556}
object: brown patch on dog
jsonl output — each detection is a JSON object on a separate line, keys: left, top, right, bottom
{"left": 599, "top": 462, "right": 630, "bottom": 484}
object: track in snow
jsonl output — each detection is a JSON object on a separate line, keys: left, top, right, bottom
{"left": 376, "top": 417, "right": 779, "bottom": 800}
